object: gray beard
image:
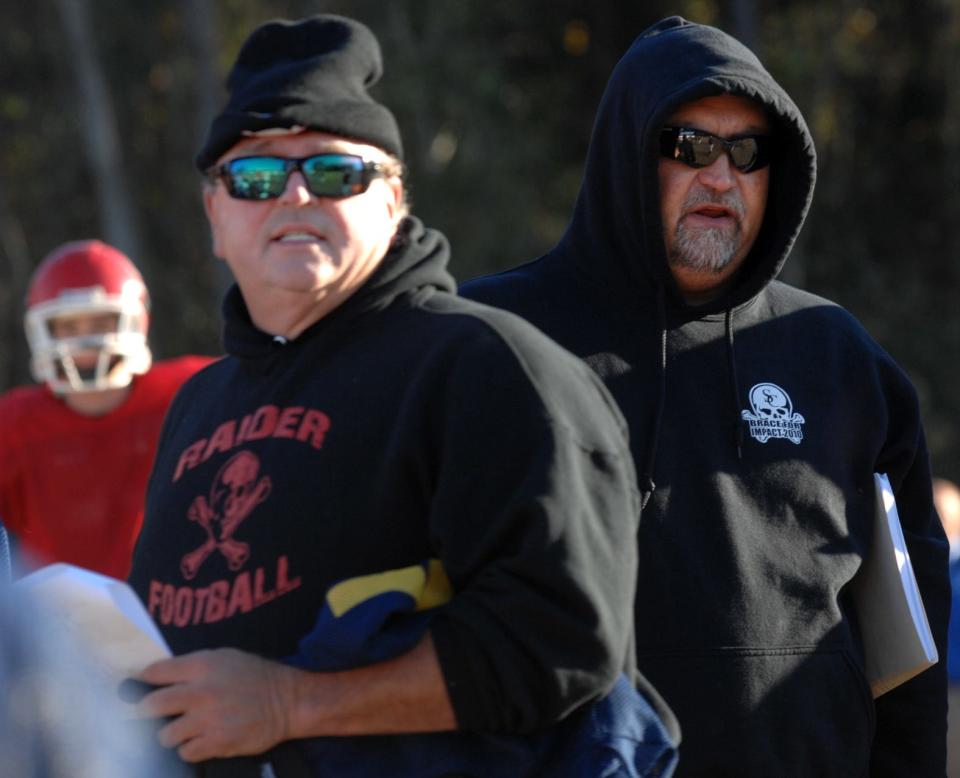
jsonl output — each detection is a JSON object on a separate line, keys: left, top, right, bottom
{"left": 668, "top": 221, "right": 741, "bottom": 274}
{"left": 667, "top": 190, "right": 745, "bottom": 274}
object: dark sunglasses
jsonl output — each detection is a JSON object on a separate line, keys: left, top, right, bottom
{"left": 207, "top": 153, "right": 387, "bottom": 200}
{"left": 660, "top": 127, "right": 771, "bottom": 173}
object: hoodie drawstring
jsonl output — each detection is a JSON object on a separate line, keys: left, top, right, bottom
{"left": 725, "top": 308, "right": 744, "bottom": 460}
{"left": 639, "top": 286, "right": 667, "bottom": 510}
{"left": 639, "top": 295, "right": 744, "bottom": 510}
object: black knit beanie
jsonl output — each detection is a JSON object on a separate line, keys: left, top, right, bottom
{"left": 195, "top": 15, "right": 402, "bottom": 170}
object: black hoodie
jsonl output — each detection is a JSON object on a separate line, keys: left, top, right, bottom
{"left": 462, "top": 16, "right": 949, "bottom": 777}
{"left": 129, "top": 216, "right": 679, "bottom": 775}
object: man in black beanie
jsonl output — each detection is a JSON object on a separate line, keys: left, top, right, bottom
{"left": 127, "top": 15, "right": 678, "bottom": 776}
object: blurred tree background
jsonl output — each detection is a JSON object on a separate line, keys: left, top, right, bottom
{"left": 0, "top": 0, "right": 958, "bottom": 479}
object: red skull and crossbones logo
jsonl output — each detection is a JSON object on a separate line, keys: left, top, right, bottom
{"left": 180, "top": 450, "right": 272, "bottom": 580}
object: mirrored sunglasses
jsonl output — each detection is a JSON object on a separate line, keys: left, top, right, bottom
{"left": 659, "top": 127, "right": 771, "bottom": 173}
{"left": 207, "top": 153, "right": 386, "bottom": 200}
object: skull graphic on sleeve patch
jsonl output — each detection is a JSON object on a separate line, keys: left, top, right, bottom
{"left": 740, "top": 382, "right": 805, "bottom": 444}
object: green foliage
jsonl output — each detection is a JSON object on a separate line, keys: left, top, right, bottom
{"left": 0, "top": 0, "right": 958, "bottom": 478}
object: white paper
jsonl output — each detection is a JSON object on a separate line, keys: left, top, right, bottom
{"left": 876, "top": 472, "right": 938, "bottom": 662}
{"left": 16, "top": 562, "right": 171, "bottom": 681}
{"left": 851, "top": 473, "right": 938, "bottom": 697}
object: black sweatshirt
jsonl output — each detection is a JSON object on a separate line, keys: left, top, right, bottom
{"left": 129, "top": 217, "right": 677, "bottom": 775}
{"left": 462, "top": 16, "right": 950, "bottom": 778}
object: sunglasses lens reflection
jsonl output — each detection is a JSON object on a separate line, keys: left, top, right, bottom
{"left": 226, "top": 157, "right": 290, "bottom": 200}
{"left": 222, "top": 155, "right": 369, "bottom": 200}
{"left": 302, "top": 155, "right": 366, "bottom": 197}
{"left": 728, "top": 139, "right": 759, "bottom": 171}
{"left": 661, "top": 128, "right": 768, "bottom": 174}
{"left": 683, "top": 135, "right": 721, "bottom": 167}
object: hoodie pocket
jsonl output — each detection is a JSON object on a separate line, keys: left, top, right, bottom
{"left": 638, "top": 645, "right": 874, "bottom": 778}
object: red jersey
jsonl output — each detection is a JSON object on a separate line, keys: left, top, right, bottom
{"left": 0, "top": 356, "right": 213, "bottom": 578}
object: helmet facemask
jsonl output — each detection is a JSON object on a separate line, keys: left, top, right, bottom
{"left": 26, "top": 288, "right": 152, "bottom": 395}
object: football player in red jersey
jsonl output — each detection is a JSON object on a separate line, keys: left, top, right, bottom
{"left": 0, "top": 240, "right": 214, "bottom": 578}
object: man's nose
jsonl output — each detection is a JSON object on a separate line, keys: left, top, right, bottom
{"left": 696, "top": 152, "right": 737, "bottom": 192}
{"left": 278, "top": 170, "right": 314, "bottom": 205}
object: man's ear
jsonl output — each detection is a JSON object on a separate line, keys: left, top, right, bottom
{"left": 385, "top": 177, "right": 405, "bottom": 224}
{"left": 202, "top": 186, "right": 225, "bottom": 260}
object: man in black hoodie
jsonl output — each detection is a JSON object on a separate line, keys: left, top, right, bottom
{"left": 126, "top": 14, "right": 678, "bottom": 778}
{"left": 462, "top": 16, "right": 949, "bottom": 777}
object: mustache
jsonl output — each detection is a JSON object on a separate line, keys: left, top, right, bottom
{"left": 681, "top": 189, "right": 745, "bottom": 220}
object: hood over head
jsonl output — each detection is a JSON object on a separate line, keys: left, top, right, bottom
{"left": 561, "top": 16, "right": 816, "bottom": 314}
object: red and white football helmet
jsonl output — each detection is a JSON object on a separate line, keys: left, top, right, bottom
{"left": 25, "top": 240, "right": 152, "bottom": 394}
